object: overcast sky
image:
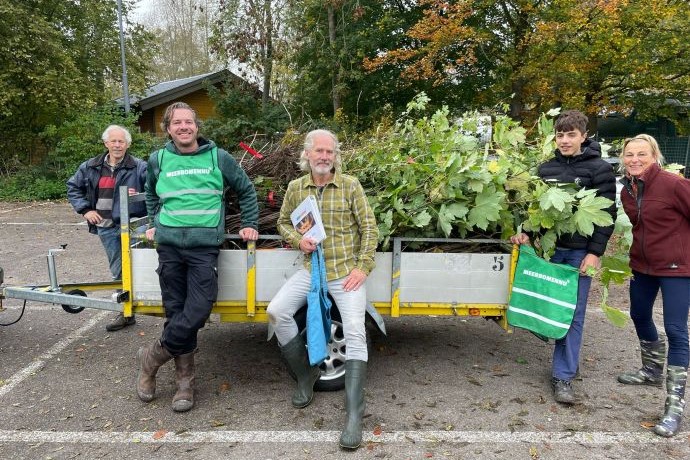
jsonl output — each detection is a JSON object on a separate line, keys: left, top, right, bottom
{"left": 130, "top": 0, "right": 152, "bottom": 21}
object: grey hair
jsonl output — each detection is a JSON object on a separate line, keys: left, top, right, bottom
{"left": 102, "top": 125, "right": 132, "bottom": 144}
{"left": 299, "top": 129, "right": 342, "bottom": 172}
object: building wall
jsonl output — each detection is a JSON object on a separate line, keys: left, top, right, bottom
{"left": 138, "top": 89, "right": 218, "bottom": 137}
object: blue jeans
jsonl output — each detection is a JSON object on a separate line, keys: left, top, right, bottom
{"left": 97, "top": 226, "right": 122, "bottom": 280}
{"left": 267, "top": 268, "right": 368, "bottom": 362}
{"left": 550, "top": 248, "right": 592, "bottom": 381}
{"left": 630, "top": 271, "right": 690, "bottom": 367}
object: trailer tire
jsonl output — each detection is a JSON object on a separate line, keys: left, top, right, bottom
{"left": 289, "top": 305, "right": 371, "bottom": 392}
{"left": 61, "top": 289, "right": 86, "bottom": 314}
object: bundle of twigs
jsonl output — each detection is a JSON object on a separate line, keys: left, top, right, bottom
{"left": 224, "top": 135, "right": 304, "bottom": 240}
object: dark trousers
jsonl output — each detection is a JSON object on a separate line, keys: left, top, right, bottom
{"left": 156, "top": 244, "right": 219, "bottom": 355}
{"left": 630, "top": 271, "right": 690, "bottom": 367}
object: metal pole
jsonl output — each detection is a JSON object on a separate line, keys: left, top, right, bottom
{"left": 117, "top": 0, "right": 130, "bottom": 113}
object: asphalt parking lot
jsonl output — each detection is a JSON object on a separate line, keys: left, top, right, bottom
{"left": 1, "top": 201, "right": 689, "bottom": 459}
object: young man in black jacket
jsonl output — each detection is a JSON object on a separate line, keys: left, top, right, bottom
{"left": 511, "top": 110, "right": 616, "bottom": 403}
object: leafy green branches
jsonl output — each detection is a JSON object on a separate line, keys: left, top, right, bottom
{"left": 344, "top": 94, "right": 616, "bottom": 260}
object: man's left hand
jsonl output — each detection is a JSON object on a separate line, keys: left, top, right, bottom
{"left": 342, "top": 268, "right": 367, "bottom": 292}
{"left": 239, "top": 227, "right": 259, "bottom": 241}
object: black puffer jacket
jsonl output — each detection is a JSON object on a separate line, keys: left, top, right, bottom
{"left": 537, "top": 139, "right": 616, "bottom": 256}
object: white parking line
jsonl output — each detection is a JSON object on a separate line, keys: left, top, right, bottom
{"left": 0, "top": 429, "right": 684, "bottom": 444}
{"left": 0, "top": 222, "right": 85, "bottom": 226}
{"left": 0, "top": 202, "right": 52, "bottom": 214}
{"left": 0, "top": 311, "right": 108, "bottom": 398}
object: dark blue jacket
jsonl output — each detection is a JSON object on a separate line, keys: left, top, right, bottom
{"left": 67, "top": 151, "right": 147, "bottom": 234}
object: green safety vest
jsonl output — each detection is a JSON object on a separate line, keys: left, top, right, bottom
{"left": 156, "top": 147, "right": 224, "bottom": 228}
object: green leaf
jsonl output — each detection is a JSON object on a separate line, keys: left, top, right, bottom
{"left": 437, "top": 210, "right": 453, "bottom": 237}
{"left": 600, "top": 255, "right": 631, "bottom": 285}
{"left": 602, "top": 302, "right": 629, "bottom": 328}
{"left": 573, "top": 207, "right": 614, "bottom": 236}
{"left": 597, "top": 284, "right": 629, "bottom": 328}
{"left": 467, "top": 188, "right": 503, "bottom": 230}
{"left": 411, "top": 210, "right": 432, "bottom": 227}
{"left": 446, "top": 202, "right": 469, "bottom": 219}
{"left": 539, "top": 231, "right": 557, "bottom": 257}
{"left": 539, "top": 187, "right": 574, "bottom": 212}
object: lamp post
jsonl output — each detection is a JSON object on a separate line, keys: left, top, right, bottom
{"left": 116, "top": 0, "right": 130, "bottom": 113}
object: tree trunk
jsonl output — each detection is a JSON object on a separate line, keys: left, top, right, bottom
{"left": 509, "top": 78, "right": 525, "bottom": 120}
{"left": 262, "top": 0, "right": 273, "bottom": 108}
{"left": 327, "top": 4, "right": 340, "bottom": 115}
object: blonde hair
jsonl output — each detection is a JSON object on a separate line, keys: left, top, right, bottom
{"left": 621, "top": 134, "right": 664, "bottom": 166}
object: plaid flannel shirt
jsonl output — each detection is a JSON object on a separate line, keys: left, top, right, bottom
{"left": 277, "top": 172, "right": 378, "bottom": 281}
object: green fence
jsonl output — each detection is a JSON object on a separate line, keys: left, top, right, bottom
{"left": 602, "top": 136, "right": 690, "bottom": 178}
{"left": 661, "top": 137, "right": 690, "bottom": 178}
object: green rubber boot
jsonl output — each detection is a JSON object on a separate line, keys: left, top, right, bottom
{"left": 654, "top": 365, "right": 687, "bottom": 437}
{"left": 618, "top": 339, "right": 665, "bottom": 387}
{"left": 339, "top": 360, "right": 367, "bottom": 450}
{"left": 281, "top": 335, "right": 320, "bottom": 408}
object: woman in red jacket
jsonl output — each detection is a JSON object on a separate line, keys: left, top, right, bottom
{"left": 617, "top": 134, "right": 690, "bottom": 437}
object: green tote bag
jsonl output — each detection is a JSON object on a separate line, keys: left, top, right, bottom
{"left": 507, "top": 245, "right": 580, "bottom": 339}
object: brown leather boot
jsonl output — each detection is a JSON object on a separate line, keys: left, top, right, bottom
{"left": 136, "top": 340, "right": 172, "bottom": 402}
{"left": 172, "top": 352, "right": 195, "bottom": 412}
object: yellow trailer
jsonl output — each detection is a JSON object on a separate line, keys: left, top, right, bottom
{"left": 2, "top": 188, "right": 518, "bottom": 389}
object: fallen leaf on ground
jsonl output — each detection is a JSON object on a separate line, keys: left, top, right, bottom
{"left": 153, "top": 429, "right": 167, "bottom": 440}
{"left": 373, "top": 425, "right": 382, "bottom": 436}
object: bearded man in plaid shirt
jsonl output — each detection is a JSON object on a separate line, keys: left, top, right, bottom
{"left": 267, "top": 129, "right": 378, "bottom": 450}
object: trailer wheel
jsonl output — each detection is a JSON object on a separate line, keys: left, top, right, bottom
{"left": 61, "top": 289, "right": 86, "bottom": 314}
{"left": 289, "top": 306, "right": 371, "bottom": 392}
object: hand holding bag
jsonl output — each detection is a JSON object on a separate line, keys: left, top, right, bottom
{"left": 507, "top": 245, "right": 580, "bottom": 339}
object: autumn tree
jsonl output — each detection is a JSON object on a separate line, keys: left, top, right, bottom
{"left": 365, "top": 0, "right": 690, "bottom": 124}
{"left": 0, "top": 0, "right": 155, "bottom": 169}
{"left": 521, "top": 0, "right": 690, "bottom": 127}
{"left": 212, "top": 0, "right": 292, "bottom": 107}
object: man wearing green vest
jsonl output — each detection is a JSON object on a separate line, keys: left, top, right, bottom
{"left": 136, "top": 102, "right": 259, "bottom": 412}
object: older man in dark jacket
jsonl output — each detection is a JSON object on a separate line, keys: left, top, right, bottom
{"left": 67, "top": 124, "right": 147, "bottom": 331}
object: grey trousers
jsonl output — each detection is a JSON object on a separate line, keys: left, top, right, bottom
{"left": 267, "top": 268, "right": 368, "bottom": 362}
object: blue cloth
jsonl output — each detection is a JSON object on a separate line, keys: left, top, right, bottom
{"left": 550, "top": 248, "right": 592, "bottom": 381}
{"left": 306, "top": 246, "right": 332, "bottom": 366}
